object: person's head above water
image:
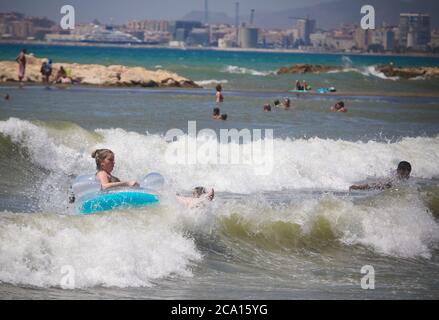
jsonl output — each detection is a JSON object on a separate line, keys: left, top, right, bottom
{"left": 193, "top": 186, "right": 206, "bottom": 198}
{"left": 397, "top": 161, "right": 411, "bottom": 179}
{"left": 92, "top": 149, "right": 115, "bottom": 172}
{"left": 216, "top": 84, "right": 222, "bottom": 92}
{"left": 213, "top": 107, "right": 220, "bottom": 116}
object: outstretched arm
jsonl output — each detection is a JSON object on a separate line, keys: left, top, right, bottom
{"left": 96, "top": 171, "right": 139, "bottom": 190}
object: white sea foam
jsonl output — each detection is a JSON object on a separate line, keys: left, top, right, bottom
{"left": 1, "top": 118, "right": 439, "bottom": 288}
{"left": 195, "top": 79, "right": 228, "bottom": 86}
{"left": 328, "top": 65, "right": 400, "bottom": 80}
{"left": 223, "top": 65, "right": 273, "bottom": 76}
{"left": 0, "top": 210, "right": 202, "bottom": 288}
{"left": 1, "top": 118, "right": 439, "bottom": 194}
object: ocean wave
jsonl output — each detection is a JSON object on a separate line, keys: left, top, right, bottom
{"left": 328, "top": 65, "right": 400, "bottom": 80}
{"left": 195, "top": 79, "right": 228, "bottom": 86}
{"left": 0, "top": 209, "right": 202, "bottom": 288}
{"left": 1, "top": 118, "right": 439, "bottom": 195}
{"left": 223, "top": 65, "right": 273, "bottom": 76}
{"left": 215, "top": 189, "right": 439, "bottom": 259}
{"left": 1, "top": 118, "right": 439, "bottom": 287}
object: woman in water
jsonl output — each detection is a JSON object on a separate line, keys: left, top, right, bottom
{"left": 92, "top": 149, "right": 139, "bottom": 190}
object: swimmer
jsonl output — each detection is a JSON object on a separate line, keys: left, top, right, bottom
{"left": 349, "top": 161, "right": 412, "bottom": 191}
{"left": 263, "top": 104, "right": 272, "bottom": 112}
{"left": 213, "top": 107, "right": 227, "bottom": 120}
{"left": 330, "top": 101, "right": 347, "bottom": 112}
{"left": 92, "top": 149, "right": 139, "bottom": 190}
{"left": 176, "top": 187, "right": 215, "bottom": 208}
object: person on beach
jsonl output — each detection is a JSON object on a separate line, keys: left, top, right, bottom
{"left": 215, "top": 84, "right": 224, "bottom": 103}
{"left": 176, "top": 187, "right": 215, "bottom": 208}
{"left": 331, "top": 101, "right": 347, "bottom": 112}
{"left": 263, "top": 104, "right": 272, "bottom": 112}
{"left": 92, "top": 149, "right": 139, "bottom": 190}
{"left": 349, "top": 161, "right": 412, "bottom": 191}
{"left": 212, "top": 107, "right": 227, "bottom": 120}
{"left": 54, "top": 66, "right": 72, "bottom": 84}
{"left": 15, "top": 48, "right": 27, "bottom": 84}
{"left": 40, "top": 59, "right": 53, "bottom": 84}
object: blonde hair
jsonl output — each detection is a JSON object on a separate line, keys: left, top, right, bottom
{"left": 91, "top": 149, "right": 114, "bottom": 170}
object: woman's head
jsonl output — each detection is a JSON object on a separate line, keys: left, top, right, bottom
{"left": 92, "top": 149, "right": 115, "bottom": 172}
{"left": 263, "top": 104, "right": 271, "bottom": 111}
{"left": 216, "top": 84, "right": 222, "bottom": 92}
{"left": 213, "top": 107, "right": 220, "bottom": 116}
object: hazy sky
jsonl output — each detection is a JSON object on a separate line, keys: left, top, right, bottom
{"left": 0, "top": 0, "right": 333, "bottom": 24}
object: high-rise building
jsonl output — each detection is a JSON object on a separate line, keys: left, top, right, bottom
{"left": 296, "top": 18, "right": 315, "bottom": 46}
{"left": 383, "top": 29, "right": 395, "bottom": 51}
{"left": 169, "top": 20, "right": 202, "bottom": 42}
{"left": 238, "top": 26, "right": 258, "bottom": 48}
{"left": 399, "top": 13, "right": 430, "bottom": 48}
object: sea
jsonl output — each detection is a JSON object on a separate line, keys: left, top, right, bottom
{"left": 0, "top": 43, "right": 439, "bottom": 299}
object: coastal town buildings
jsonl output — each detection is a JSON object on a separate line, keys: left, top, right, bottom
{"left": 0, "top": 11, "right": 437, "bottom": 54}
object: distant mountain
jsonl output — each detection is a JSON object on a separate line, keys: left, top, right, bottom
{"left": 182, "top": 0, "right": 439, "bottom": 30}
{"left": 181, "top": 11, "right": 234, "bottom": 25}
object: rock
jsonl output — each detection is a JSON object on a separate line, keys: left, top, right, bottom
{"left": 376, "top": 65, "right": 439, "bottom": 79}
{"left": 277, "top": 64, "right": 336, "bottom": 74}
{"left": 0, "top": 55, "right": 201, "bottom": 88}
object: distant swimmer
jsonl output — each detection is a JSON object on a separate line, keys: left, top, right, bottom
{"left": 282, "top": 97, "right": 291, "bottom": 109}
{"left": 330, "top": 101, "right": 347, "bottom": 112}
{"left": 215, "top": 84, "right": 224, "bottom": 103}
{"left": 349, "top": 161, "right": 412, "bottom": 191}
{"left": 273, "top": 98, "right": 290, "bottom": 110}
{"left": 176, "top": 187, "right": 214, "bottom": 208}
{"left": 212, "top": 107, "right": 227, "bottom": 120}
{"left": 263, "top": 103, "right": 272, "bottom": 112}
{"left": 92, "top": 148, "right": 139, "bottom": 190}
{"left": 3, "top": 94, "right": 10, "bottom": 100}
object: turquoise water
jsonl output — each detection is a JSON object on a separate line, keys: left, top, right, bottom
{"left": 1, "top": 44, "right": 439, "bottom": 299}
{"left": 2, "top": 43, "right": 439, "bottom": 93}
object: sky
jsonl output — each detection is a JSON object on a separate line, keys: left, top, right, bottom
{"left": 0, "top": 0, "right": 334, "bottom": 24}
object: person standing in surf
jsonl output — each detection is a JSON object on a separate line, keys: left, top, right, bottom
{"left": 215, "top": 84, "right": 224, "bottom": 103}
{"left": 15, "top": 48, "right": 27, "bottom": 85}
{"left": 92, "top": 149, "right": 139, "bottom": 190}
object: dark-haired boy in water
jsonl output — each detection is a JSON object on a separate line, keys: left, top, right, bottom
{"left": 176, "top": 187, "right": 215, "bottom": 208}
{"left": 349, "top": 161, "right": 412, "bottom": 191}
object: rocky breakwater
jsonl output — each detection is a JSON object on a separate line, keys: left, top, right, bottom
{"left": 375, "top": 65, "right": 439, "bottom": 79}
{"left": 0, "top": 54, "right": 200, "bottom": 88}
{"left": 277, "top": 64, "right": 336, "bottom": 74}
